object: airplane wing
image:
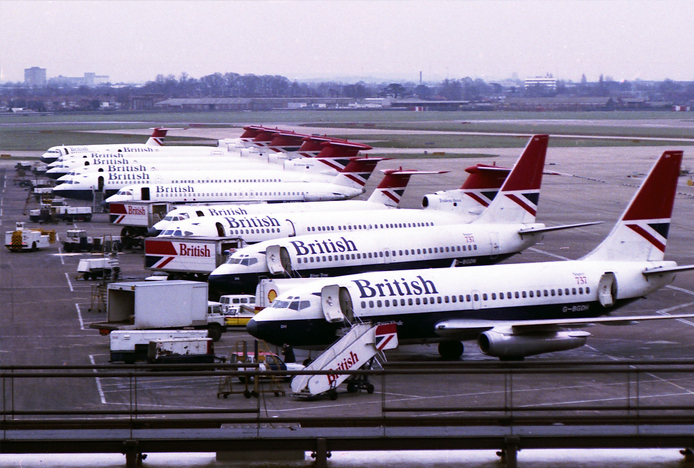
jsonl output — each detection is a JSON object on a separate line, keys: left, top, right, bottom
{"left": 518, "top": 221, "right": 602, "bottom": 236}
{"left": 434, "top": 313, "right": 694, "bottom": 338}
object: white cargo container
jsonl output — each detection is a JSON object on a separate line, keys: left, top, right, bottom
{"left": 109, "top": 329, "right": 209, "bottom": 363}
{"left": 148, "top": 338, "right": 215, "bottom": 364}
{"left": 90, "top": 281, "right": 233, "bottom": 341}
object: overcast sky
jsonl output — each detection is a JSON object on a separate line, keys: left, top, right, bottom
{"left": 1, "top": 0, "right": 693, "bottom": 84}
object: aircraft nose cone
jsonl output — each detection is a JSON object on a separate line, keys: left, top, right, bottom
{"left": 246, "top": 318, "right": 258, "bottom": 338}
{"left": 147, "top": 227, "right": 161, "bottom": 237}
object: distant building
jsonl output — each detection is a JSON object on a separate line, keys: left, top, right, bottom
{"left": 24, "top": 67, "right": 47, "bottom": 86}
{"left": 524, "top": 75, "right": 557, "bottom": 91}
{"left": 49, "top": 73, "right": 110, "bottom": 87}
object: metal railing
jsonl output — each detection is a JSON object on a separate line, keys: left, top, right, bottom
{"left": 2, "top": 359, "right": 694, "bottom": 430}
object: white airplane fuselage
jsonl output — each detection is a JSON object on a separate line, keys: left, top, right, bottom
{"left": 206, "top": 222, "right": 545, "bottom": 295}
{"left": 247, "top": 259, "right": 677, "bottom": 349}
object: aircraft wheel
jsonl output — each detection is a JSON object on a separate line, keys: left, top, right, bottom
{"left": 328, "top": 389, "right": 338, "bottom": 401}
{"left": 438, "top": 341, "right": 464, "bottom": 360}
{"left": 243, "top": 390, "right": 252, "bottom": 399}
{"left": 347, "top": 382, "right": 358, "bottom": 393}
{"left": 366, "top": 383, "right": 375, "bottom": 394}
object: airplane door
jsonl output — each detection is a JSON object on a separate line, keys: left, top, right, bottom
{"left": 321, "top": 284, "right": 350, "bottom": 323}
{"left": 266, "top": 245, "right": 292, "bottom": 275}
{"left": 215, "top": 222, "right": 226, "bottom": 237}
{"left": 471, "top": 290, "right": 482, "bottom": 310}
{"left": 285, "top": 219, "right": 296, "bottom": 237}
{"left": 598, "top": 272, "right": 617, "bottom": 308}
{"left": 382, "top": 248, "right": 392, "bottom": 265}
{"left": 141, "top": 187, "right": 150, "bottom": 201}
{"left": 339, "top": 287, "right": 354, "bottom": 323}
{"left": 98, "top": 176, "right": 104, "bottom": 192}
{"left": 489, "top": 232, "right": 500, "bottom": 260}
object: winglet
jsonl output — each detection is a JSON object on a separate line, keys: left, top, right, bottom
{"left": 582, "top": 150, "right": 683, "bottom": 262}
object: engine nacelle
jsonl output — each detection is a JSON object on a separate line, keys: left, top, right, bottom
{"left": 477, "top": 330, "right": 590, "bottom": 359}
{"left": 422, "top": 191, "right": 484, "bottom": 216}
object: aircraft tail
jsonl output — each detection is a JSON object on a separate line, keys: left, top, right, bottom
{"left": 368, "top": 168, "right": 448, "bottom": 207}
{"left": 472, "top": 135, "right": 548, "bottom": 224}
{"left": 331, "top": 157, "right": 384, "bottom": 188}
{"left": 146, "top": 128, "right": 168, "bottom": 147}
{"left": 581, "top": 150, "right": 682, "bottom": 262}
{"left": 458, "top": 163, "right": 512, "bottom": 208}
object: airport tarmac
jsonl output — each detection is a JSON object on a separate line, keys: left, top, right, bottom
{"left": 2, "top": 138, "right": 694, "bottom": 467}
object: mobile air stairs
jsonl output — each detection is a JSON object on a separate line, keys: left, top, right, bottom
{"left": 290, "top": 322, "right": 398, "bottom": 400}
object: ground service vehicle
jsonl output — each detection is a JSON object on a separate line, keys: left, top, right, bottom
{"left": 89, "top": 280, "right": 236, "bottom": 341}
{"left": 4, "top": 222, "right": 55, "bottom": 252}
{"left": 62, "top": 229, "right": 122, "bottom": 253}
{"left": 147, "top": 338, "right": 216, "bottom": 364}
{"left": 29, "top": 201, "right": 92, "bottom": 223}
{"left": 109, "top": 201, "right": 176, "bottom": 249}
{"left": 76, "top": 257, "right": 120, "bottom": 280}
{"left": 144, "top": 236, "right": 244, "bottom": 281}
{"left": 109, "top": 330, "right": 210, "bottom": 363}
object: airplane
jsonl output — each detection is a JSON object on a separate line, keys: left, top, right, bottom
{"left": 146, "top": 168, "right": 448, "bottom": 236}
{"left": 153, "top": 136, "right": 549, "bottom": 245}
{"left": 206, "top": 135, "right": 593, "bottom": 296}
{"left": 40, "top": 128, "right": 169, "bottom": 163}
{"left": 246, "top": 150, "right": 694, "bottom": 361}
{"left": 53, "top": 156, "right": 381, "bottom": 201}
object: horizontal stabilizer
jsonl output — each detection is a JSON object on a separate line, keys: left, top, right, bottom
{"left": 643, "top": 264, "right": 694, "bottom": 275}
{"left": 518, "top": 221, "right": 603, "bottom": 236}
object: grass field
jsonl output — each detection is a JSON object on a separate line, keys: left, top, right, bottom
{"left": 1, "top": 110, "right": 693, "bottom": 154}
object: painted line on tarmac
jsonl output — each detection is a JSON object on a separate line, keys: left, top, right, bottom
{"left": 89, "top": 355, "right": 108, "bottom": 405}
{"left": 76, "top": 303, "right": 85, "bottom": 330}
{"left": 527, "top": 247, "right": 571, "bottom": 261}
{"left": 65, "top": 272, "right": 73, "bottom": 291}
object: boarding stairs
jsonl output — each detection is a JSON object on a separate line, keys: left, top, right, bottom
{"left": 290, "top": 322, "right": 398, "bottom": 399}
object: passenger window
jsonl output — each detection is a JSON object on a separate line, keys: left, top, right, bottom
{"left": 369, "top": 301, "right": 374, "bottom": 308}
{"left": 482, "top": 293, "right": 488, "bottom": 301}
{"left": 473, "top": 294, "right": 479, "bottom": 301}
{"left": 522, "top": 291, "right": 527, "bottom": 298}
{"left": 491, "top": 293, "right": 496, "bottom": 300}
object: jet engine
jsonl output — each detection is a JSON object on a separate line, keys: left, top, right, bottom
{"left": 421, "top": 191, "right": 484, "bottom": 216}
{"left": 477, "top": 329, "right": 590, "bottom": 360}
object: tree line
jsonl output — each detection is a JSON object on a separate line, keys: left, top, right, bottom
{"left": 2, "top": 71, "right": 694, "bottom": 112}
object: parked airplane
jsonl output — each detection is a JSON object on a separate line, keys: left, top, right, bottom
{"left": 146, "top": 168, "right": 447, "bottom": 236}
{"left": 247, "top": 150, "right": 694, "bottom": 361}
{"left": 53, "top": 155, "right": 380, "bottom": 201}
{"left": 207, "top": 136, "right": 591, "bottom": 296}
{"left": 40, "top": 128, "right": 169, "bottom": 163}
{"left": 153, "top": 135, "right": 549, "bottom": 245}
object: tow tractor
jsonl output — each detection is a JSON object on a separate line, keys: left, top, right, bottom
{"left": 4, "top": 222, "right": 56, "bottom": 252}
